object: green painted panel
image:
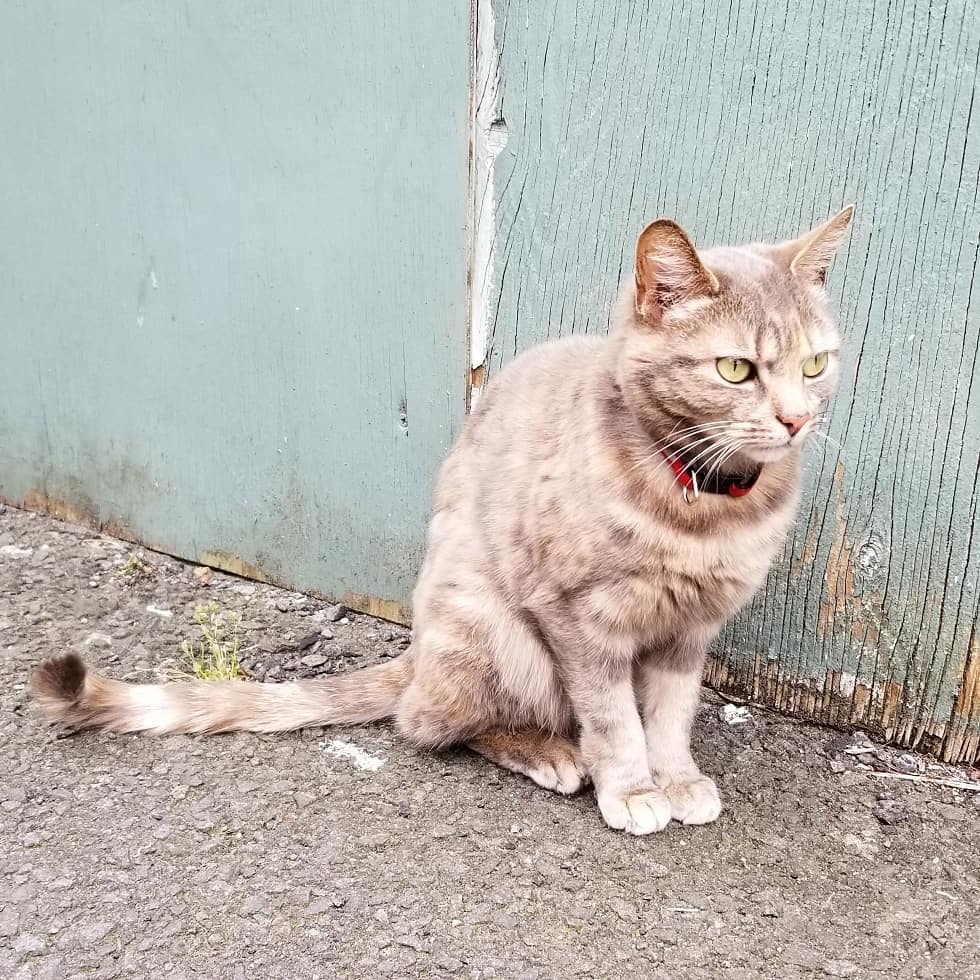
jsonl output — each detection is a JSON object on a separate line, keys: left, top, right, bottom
{"left": 0, "top": 2, "right": 470, "bottom": 618}
{"left": 485, "top": 0, "right": 980, "bottom": 760}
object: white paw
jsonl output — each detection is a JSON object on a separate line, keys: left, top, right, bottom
{"left": 661, "top": 775, "right": 722, "bottom": 825}
{"left": 526, "top": 756, "right": 588, "bottom": 795}
{"left": 597, "top": 789, "right": 671, "bottom": 835}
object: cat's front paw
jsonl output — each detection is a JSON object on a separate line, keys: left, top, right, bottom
{"left": 659, "top": 774, "right": 722, "bottom": 825}
{"left": 597, "top": 788, "right": 671, "bottom": 835}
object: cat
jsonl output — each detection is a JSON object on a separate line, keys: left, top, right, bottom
{"left": 33, "top": 206, "right": 853, "bottom": 835}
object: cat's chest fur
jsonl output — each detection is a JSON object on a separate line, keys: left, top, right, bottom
{"left": 582, "top": 494, "right": 797, "bottom": 641}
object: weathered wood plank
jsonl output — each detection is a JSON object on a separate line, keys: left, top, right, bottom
{"left": 0, "top": 3, "right": 471, "bottom": 618}
{"left": 484, "top": 0, "right": 980, "bottom": 760}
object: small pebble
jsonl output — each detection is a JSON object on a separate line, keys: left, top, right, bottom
{"left": 0, "top": 545, "right": 32, "bottom": 558}
{"left": 822, "top": 960, "right": 860, "bottom": 978}
{"left": 297, "top": 632, "right": 320, "bottom": 650}
{"left": 720, "top": 704, "right": 752, "bottom": 725}
{"left": 892, "top": 753, "right": 922, "bottom": 774}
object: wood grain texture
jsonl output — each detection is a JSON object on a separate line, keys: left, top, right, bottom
{"left": 486, "top": 0, "right": 980, "bottom": 760}
{"left": 0, "top": 3, "right": 470, "bottom": 616}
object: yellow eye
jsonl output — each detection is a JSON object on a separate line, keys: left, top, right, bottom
{"left": 802, "top": 352, "right": 829, "bottom": 378}
{"left": 716, "top": 357, "right": 754, "bottom": 383}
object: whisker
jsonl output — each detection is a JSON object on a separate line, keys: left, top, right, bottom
{"left": 709, "top": 440, "right": 746, "bottom": 478}
{"left": 665, "top": 435, "right": 744, "bottom": 492}
{"left": 634, "top": 432, "right": 726, "bottom": 479}
{"left": 665, "top": 422, "right": 753, "bottom": 482}
{"left": 627, "top": 423, "right": 741, "bottom": 476}
{"left": 809, "top": 429, "right": 844, "bottom": 454}
{"left": 696, "top": 437, "right": 745, "bottom": 483}
{"left": 626, "top": 419, "right": 758, "bottom": 491}
{"left": 682, "top": 434, "right": 742, "bottom": 473}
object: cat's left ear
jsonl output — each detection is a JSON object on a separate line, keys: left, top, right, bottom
{"left": 778, "top": 205, "right": 855, "bottom": 286}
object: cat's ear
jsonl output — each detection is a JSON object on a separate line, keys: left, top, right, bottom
{"left": 634, "top": 220, "right": 720, "bottom": 322}
{"left": 778, "top": 205, "right": 854, "bottom": 286}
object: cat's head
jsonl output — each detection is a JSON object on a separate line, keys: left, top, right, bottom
{"left": 616, "top": 207, "right": 853, "bottom": 472}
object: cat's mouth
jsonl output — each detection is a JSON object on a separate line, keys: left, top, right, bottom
{"left": 745, "top": 443, "right": 794, "bottom": 463}
{"left": 742, "top": 431, "right": 814, "bottom": 463}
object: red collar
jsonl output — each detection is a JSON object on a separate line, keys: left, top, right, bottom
{"left": 660, "top": 449, "right": 761, "bottom": 499}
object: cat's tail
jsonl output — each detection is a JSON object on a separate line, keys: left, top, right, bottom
{"left": 31, "top": 652, "right": 412, "bottom": 735}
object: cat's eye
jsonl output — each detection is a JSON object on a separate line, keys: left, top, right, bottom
{"left": 802, "top": 352, "right": 829, "bottom": 378}
{"left": 716, "top": 357, "right": 755, "bottom": 384}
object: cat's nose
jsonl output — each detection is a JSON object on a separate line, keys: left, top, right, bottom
{"left": 778, "top": 413, "right": 811, "bottom": 436}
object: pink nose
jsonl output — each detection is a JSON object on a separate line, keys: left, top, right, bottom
{"left": 779, "top": 414, "right": 811, "bottom": 436}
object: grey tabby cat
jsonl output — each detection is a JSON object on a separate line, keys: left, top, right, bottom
{"left": 34, "top": 207, "right": 853, "bottom": 835}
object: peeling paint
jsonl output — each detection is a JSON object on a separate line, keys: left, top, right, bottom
{"left": 466, "top": 0, "right": 506, "bottom": 410}
{"left": 814, "top": 466, "right": 886, "bottom": 658}
{"left": 789, "top": 504, "right": 820, "bottom": 582}
{"left": 818, "top": 463, "right": 854, "bottom": 637}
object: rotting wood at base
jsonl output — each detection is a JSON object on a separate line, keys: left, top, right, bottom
{"left": 705, "top": 655, "right": 979, "bottom": 765}
{"left": 198, "top": 550, "right": 272, "bottom": 585}
{"left": 18, "top": 489, "right": 107, "bottom": 534}
{"left": 4, "top": 492, "right": 413, "bottom": 628}
{"left": 938, "top": 629, "right": 980, "bottom": 764}
{"left": 341, "top": 591, "right": 412, "bottom": 627}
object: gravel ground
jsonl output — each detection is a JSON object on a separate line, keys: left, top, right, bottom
{"left": 2, "top": 505, "right": 979, "bottom": 980}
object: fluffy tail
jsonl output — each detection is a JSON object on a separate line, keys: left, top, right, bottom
{"left": 31, "top": 652, "right": 412, "bottom": 735}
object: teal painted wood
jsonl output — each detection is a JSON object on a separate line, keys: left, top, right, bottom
{"left": 483, "top": 0, "right": 980, "bottom": 760}
{"left": 0, "top": 3, "right": 470, "bottom": 621}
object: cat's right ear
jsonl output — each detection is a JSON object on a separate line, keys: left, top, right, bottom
{"left": 634, "top": 220, "right": 720, "bottom": 323}
{"left": 776, "top": 205, "right": 855, "bottom": 287}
